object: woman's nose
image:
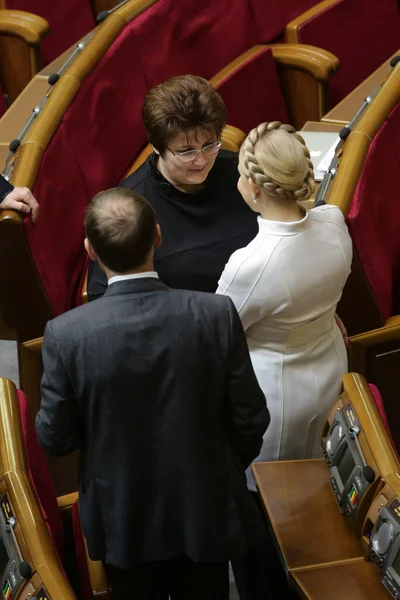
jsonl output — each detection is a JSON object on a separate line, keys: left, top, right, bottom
{"left": 193, "top": 150, "right": 207, "bottom": 166}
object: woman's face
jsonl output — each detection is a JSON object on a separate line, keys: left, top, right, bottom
{"left": 157, "top": 128, "right": 219, "bottom": 192}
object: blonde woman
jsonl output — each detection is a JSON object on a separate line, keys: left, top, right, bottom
{"left": 217, "top": 121, "right": 352, "bottom": 490}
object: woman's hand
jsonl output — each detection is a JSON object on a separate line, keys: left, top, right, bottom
{"left": 335, "top": 313, "right": 348, "bottom": 347}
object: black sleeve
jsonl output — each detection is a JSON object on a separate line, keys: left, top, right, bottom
{"left": 224, "top": 298, "right": 270, "bottom": 468}
{"left": 0, "top": 175, "right": 14, "bottom": 204}
{"left": 36, "top": 321, "right": 84, "bottom": 456}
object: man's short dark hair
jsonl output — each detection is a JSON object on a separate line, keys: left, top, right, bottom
{"left": 85, "top": 188, "right": 156, "bottom": 273}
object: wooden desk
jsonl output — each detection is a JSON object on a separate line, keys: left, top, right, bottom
{"left": 322, "top": 51, "right": 399, "bottom": 126}
{"left": 292, "top": 560, "right": 391, "bottom": 600}
{"left": 252, "top": 459, "right": 364, "bottom": 570}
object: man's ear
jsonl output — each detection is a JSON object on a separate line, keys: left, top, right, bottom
{"left": 84, "top": 238, "right": 98, "bottom": 261}
{"left": 154, "top": 223, "right": 162, "bottom": 248}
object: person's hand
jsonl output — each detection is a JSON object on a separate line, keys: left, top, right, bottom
{"left": 0, "top": 187, "right": 39, "bottom": 224}
{"left": 335, "top": 313, "right": 348, "bottom": 347}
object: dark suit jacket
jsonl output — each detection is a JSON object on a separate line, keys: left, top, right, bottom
{"left": 36, "top": 278, "right": 270, "bottom": 568}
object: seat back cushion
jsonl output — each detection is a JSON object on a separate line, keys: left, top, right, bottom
{"left": 368, "top": 383, "right": 399, "bottom": 458}
{"left": 71, "top": 502, "right": 92, "bottom": 600}
{"left": 130, "top": 0, "right": 258, "bottom": 88}
{"left": 5, "top": 0, "right": 96, "bottom": 65}
{"left": 24, "top": 23, "right": 149, "bottom": 316}
{"left": 250, "top": 0, "right": 320, "bottom": 43}
{"left": 214, "top": 46, "right": 289, "bottom": 134}
{"left": 16, "top": 389, "right": 65, "bottom": 558}
{"left": 293, "top": 0, "right": 400, "bottom": 106}
{"left": 347, "top": 102, "right": 400, "bottom": 322}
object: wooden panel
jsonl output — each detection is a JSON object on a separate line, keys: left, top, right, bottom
{"left": 292, "top": 560, "right": 391, "bottom": 599}
{"left": 323, "top": 53, "right": 397, "bottom": 125}
{"left": 0, "top": 76, "right": 49, "bottom": 142}
{"left": 252, "top": 459, "right": 364, "bottom": 570}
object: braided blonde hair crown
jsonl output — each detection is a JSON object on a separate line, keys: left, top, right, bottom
{"left": 240, "top": 121, "right": 315, "bottom": 201}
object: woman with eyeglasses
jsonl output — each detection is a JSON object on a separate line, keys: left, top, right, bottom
{"left": 87, "top": 75, "right": 257, "bottom": 300}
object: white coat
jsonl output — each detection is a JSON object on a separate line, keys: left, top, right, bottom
{"left": 216, "top": 204, "right": 353, "bottom": 491}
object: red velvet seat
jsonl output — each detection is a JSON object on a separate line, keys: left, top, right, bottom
{"left": 4, "top": 0, "right": 96, "bottom": 65}
{"left": 129, "top": 0, "right": 258, "bottom": 87}
{"left": 17, "top": 388, "right": 100, "bottom": 599}
{"left": 368, "top": 383, "right": 398, "bottom": 458}
{"left": 347, "top": 102, "right": 400, "bottom": 323}
{"left": 25, "top": 23, "right": 149, "bottom": 317}
{"left": 16, "top": 389, "right": 65, "bottom": 558}
{"left": 287, "top": 0, "right": 400, "bottom": 106}
{"left": 211, "top": 46, "right": 289, "bottom": 134}
{"left": 249, "top": 0, "right": 320, "bottom": 43}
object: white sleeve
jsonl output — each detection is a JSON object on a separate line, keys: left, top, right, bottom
{"left": 216, "top": 246, "right": 267, "bottom": 331}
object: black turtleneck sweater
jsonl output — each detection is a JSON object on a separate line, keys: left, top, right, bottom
{"left": 87, "top": 151, "right": 258, "bottom": 300}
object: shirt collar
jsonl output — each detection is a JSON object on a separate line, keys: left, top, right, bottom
{"left": 257, "top": 211, "right": 310, "bottom": 236}
{"left": 108, "top": 271, "right": 159, "bottom": 286}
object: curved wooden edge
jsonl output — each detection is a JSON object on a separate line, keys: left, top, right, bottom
{"left": 81, "top": 268, "right": 88, "bottom": 304}
{"left": 269, "top": 43, "right": 339, "bottom": 82}
{"left": 342, "top": 373, "right": 400, "bottom": 477}
{"left": 327, "top": 64, "right": 400, "bottom": 216}
{"left": 209, "top": 44, "right": 265, "bottom": 86}
{"left": 18, "top": 336, "right": 43, "bottom": 418}
{"left": 285, "top": 0, "right": 342, "bottom": 44}
{"left": 349, "top": 321, "right": 400, "bottom": 348}
{"left": 12, "top": 0, "right": 157, "bottom": 182}
{"left": 0, "top": 9, "right": 49, "bottom": 44}
{"left": 0, "top": 378, "right": 77, "bottom": 599}
{"left": 325, "top": 132, "right": 370, "bottom": 217}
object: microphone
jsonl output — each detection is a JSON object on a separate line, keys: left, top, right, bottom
{"left": 339, "top": 126, "right": 350, "bottom": 140}
{"left": 47, "top": 73, "right": 60, "bottom": 86}
{"left": 362, "top": 465, "right": 375, "bottom": 483}
{"left": 8, "top": 139, "right": 20, "bottom": 153}
{"left": 96, "top": 10, "right": 108, "bottom": 23}
{"left": 390, "top": 56, "right": 400, "bottom": 68}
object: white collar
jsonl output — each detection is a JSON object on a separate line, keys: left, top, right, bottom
{"left": 108, "top": 271, "right": 159, "bottom": 286}
{"left": 257, "top": 211, "right": 310, "bottom": 236}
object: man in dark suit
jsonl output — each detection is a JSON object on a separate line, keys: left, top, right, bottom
{"left": 36, "top": 187, "right": 270, "bottom": 600}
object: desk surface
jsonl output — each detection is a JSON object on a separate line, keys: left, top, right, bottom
{"left": 252, "top": 459, "right": 363, "bottom": 570}
{"left": 292, "top": 559, "right": 391, "bottom": 600}
{"left": 322, "top": 51, "right": 399, "bottom": 125}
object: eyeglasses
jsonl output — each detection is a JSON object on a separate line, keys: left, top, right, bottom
{"left": 166, "top": 141, "right": 221, "bottom": 163}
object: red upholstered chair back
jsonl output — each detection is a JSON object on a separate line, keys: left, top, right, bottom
{"left": 16, "top": 389, "right": 65, "bottom": 559}
{"left": 368, "top": 383, "right": 399, "bottom": 458}
{"left": 129, "top": 0, "right": 258, "bottom": 88}
{"left": 292, "top": 0, "right": 400, "bottom": 106}
{"left": 4, "top": 0, "right": 96, "bottom": 65}
{"left": 347, "top": 102, "right": 400, "bottom": 323}
{"left": 213, "top": 47, "right": 289, "bottom": 134}
{"left": 25, "top": 23, "right": 149, "bottom": 316}
{"left": 249, "top": 0, "right": 320, "bottom": 43}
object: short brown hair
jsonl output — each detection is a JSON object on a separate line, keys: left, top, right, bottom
{"left": 142, "top": 75, "right": 227, "bottom": 153}
{"left": 85, "top": 188, "right": 156, "bottom": 272}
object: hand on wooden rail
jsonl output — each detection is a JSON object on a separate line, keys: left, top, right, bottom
{"left": 0, "top": 187, "right": 39, "bottom": 224}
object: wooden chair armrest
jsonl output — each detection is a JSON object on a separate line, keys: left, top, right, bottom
{"left": 269, "top": 43, "right": 339, "bottom": 128}
{"left": 81, "top": 267, "right": 88, "bottom": 304}
{"left": 268, "top": 43, "right": 339, "bottom": 82}
{"left": 0, "top": 10, "right": 50, "bottom": 104}
{"left": 57, "top": 492, "right": 79, "bottom": 516}
{"left": 285, "top": 0, "right": 339, "bottom": 44}
{"left": 0, "top": 9, "right": 49, "bottom": 44}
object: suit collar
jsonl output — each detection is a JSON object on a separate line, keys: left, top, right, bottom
{"left": 103, "top": 277, "right": 168, "bottom": 297}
